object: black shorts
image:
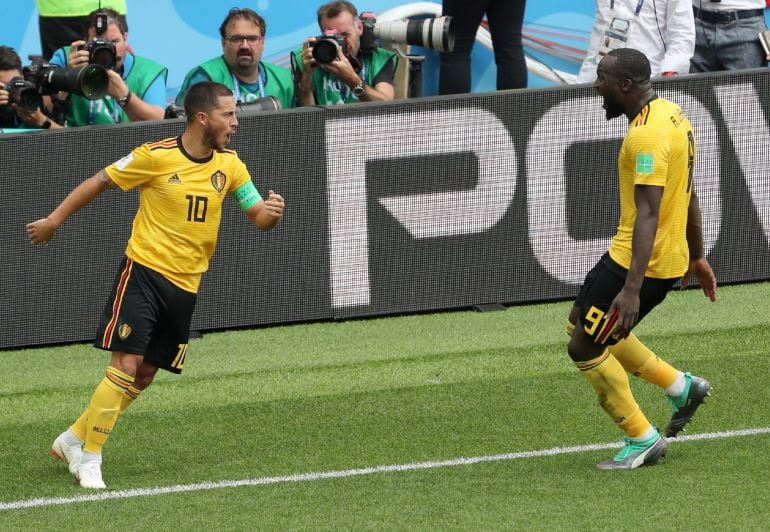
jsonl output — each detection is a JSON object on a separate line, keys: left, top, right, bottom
{"left": 574, "top": 253, "right": 677, "bottom": 345}
{"left": 93, "top": 257, "right": 197, "bottom": 374}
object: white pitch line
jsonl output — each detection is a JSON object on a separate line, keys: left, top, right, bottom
{"left": 2, "top": 427, "right": 769, "bottom": 512}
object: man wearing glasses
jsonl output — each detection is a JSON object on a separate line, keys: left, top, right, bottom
{"left": 176, "top": 8, "right": 295, "bottom": 109}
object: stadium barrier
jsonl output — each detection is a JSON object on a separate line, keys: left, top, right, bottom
{"left": 2, "top": 69, "right": 769, "bottom": 349}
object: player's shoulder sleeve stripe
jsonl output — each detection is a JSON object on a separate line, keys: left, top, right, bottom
{"left": 148, "top": 137, "right": 179, "bottom": 151}
{"left": 634, "top": 104, "right": 651, "bottom": 127}
{"left": 218, "top": 148, "right": 238, "bottom": 156}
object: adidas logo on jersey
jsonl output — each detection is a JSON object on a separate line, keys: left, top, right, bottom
{"left": 168, "top": 173, "right": 182, "bottom": 184}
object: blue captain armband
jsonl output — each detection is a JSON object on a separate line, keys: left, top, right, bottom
{"left": 233, "top": 181, "right": 262, "bottom": 211}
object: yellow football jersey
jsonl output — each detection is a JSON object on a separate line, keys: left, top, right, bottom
{"left": 105, "top": 136, "right": 253, "bottom": 292}
{"left": 608, "top": 97, "right": 695, "bottom": 279}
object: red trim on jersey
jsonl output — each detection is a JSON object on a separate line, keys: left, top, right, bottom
{"left": 635, "top": 105, "right": 650, "bottom": 127}
{"left": 148, "top": 138, "right": 178, "bottom": 150}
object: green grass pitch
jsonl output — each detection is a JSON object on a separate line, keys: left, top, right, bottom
{"left": 1, "top": 281, "right": 768, "bottom": 529}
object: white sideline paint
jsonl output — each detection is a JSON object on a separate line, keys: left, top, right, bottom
{"left": 2, "top": 427, "right": 769, "bottom": 511}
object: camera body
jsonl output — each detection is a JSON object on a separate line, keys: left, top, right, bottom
{"left": 359, "top": 12, "right": 378, "bottom": 53}
{"left": 3, "top": 76, "right": 43, "bottom": 112}
{"left": 164, "top": 103, "right": 185, "bottom": 120}
{"left": 77, "top": 12, "right": 117, "bottom": 70}
{"left": 23, "top": 59, "right": 59, "bottom": 96}
{"left": 78, "top": 38, "right": 117, "bottom": 70}
{"left": 312, "top": 32, "right": 348, "bottom": 64}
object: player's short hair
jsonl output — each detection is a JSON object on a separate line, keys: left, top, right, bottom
{"left": 606, "top": 48, "right": 651, "bottom": 83}
{"left": 0, "top": 45, "right": 22, "bottom": 72}
{"left": 317, "top": 1, "right": 358, "bottom": 27}
{"left": 219, "top": 8, "right": 267, "bottom": 38}
{"left": 184, "top": 81, "right": 233, "bottom": 122}
{"left": 85, "top": 8, "right": 128, "bottom": 35}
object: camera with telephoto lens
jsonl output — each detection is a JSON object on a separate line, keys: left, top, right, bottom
{"left": 236, "top": 95, "right": 281, "bottom": 116}
{"left": 165, "top": 96, "right": 281, "bottom": 120}
{"left": 77, "top": 12, "right": 117, "bottom": 69}
{"left": 359, "top": 13, "right": 455, "bottom": 53}
{"left": 311, "top": 32, "right": 348, "bottom": 64}
{"left": 23, "top": 58, "right": 109, "bottom": 100}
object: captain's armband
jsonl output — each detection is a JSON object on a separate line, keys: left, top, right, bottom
{"left": 233, "top": 181, "right": 262, "bottom": 211}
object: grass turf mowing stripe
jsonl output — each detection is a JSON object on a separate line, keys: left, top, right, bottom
{"left": 2, "top": 427, "right": 769, "bottom": 512}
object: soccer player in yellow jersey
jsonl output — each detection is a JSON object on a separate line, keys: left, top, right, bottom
{"left": 566, "top": 48, "right": 718, "bottom": 470}
{"left": 26, "top": 81, "right": 285, "bottom": 488}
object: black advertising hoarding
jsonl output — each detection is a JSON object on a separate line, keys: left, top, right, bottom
{"left": 1, "top": 69, "right": 768, "bottom": 349}
{"left": 323, "top": 69, "right": 769, "bottom": 317}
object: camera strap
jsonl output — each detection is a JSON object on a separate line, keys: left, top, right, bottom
{"left": 231, "top": 63, "right": 266, "bottom": 103}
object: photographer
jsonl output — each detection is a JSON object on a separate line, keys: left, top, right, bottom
{"left": 0, "top": 46, "right": 62, "bottom": 130}
{"left": 35, "top": 0, "right": 126, "bottom": 60}
{"left": 49, "top": 9, "right": 167, "bottom": 126}
{"left": 176, "top": 8, "right": 294, "bottom": 109}
{"left": 292, "top": 1, "right": 397, "bottom": 106}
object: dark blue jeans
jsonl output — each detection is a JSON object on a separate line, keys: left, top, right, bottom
{"left": 438, "top": 0, "right": 528, "bottom": 94}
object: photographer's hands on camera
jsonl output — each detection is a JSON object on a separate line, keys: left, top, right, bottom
{"left": 0, "top": 82, "right": 9, "bottom": 107}
{"left": 0, "top": 80, "right": 59, "bottom": 129}
{"left": 68, "top": 40, "right": 130, "bottom": 105}
{"left": 297, "top": 37, "right": 363, "bottom": 103}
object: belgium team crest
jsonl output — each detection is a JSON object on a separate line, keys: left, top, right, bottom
{"left": 211, "top": 170, "right": 227, "bottom": 196}
{"left": 118, "top": 323, "right": 132, "bottom": 340}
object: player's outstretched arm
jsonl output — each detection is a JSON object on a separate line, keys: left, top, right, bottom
{"left": 682, "top": 189, "right": 717, "bottom": 301}
{"left": 26, "top": 169, "right": 118, "bottom": 245}
{"left": 246, "top": 190, "right": 285, "bottom": 231}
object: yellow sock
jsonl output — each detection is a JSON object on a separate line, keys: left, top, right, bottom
{"left": 576, "top": 351, "right": 652, "bottom": 439}
{"left": 119, "top": 385, "right": 142, "bottom": 416}
{"left": 609, "top": 333, "right": 679, "bottom": 389}
{"left": 71, "top": 410, "right": 89, "bottom": 442}
{"left": 80, "top": 366, "right": 134, "bottom": 454}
